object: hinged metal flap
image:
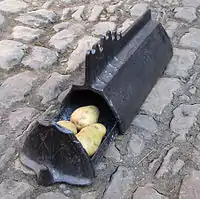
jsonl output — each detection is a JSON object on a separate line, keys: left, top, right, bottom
{"left": 20, "top": 121, "right": 95, "bottom": 186}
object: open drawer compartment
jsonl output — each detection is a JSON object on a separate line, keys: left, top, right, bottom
{"left": 20, "top": 87, "right": 118, "bottom": 186}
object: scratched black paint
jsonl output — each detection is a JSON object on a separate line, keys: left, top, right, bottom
{"left": 20, "top": 10, "right": 173, "bottom": 186}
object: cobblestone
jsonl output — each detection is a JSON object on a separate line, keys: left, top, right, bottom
{"left": 179, "top": 94, "right": 190, "bottom": 102}
{"left": 180, "top": 28, "right": 200, "bottom": 50}
{"left": 37, "top": 72, "right": 69, "bottom": 104}
{"left": 0, "top": 147, "right": 16, "bottom": 172}
{"left": 67, "top": 36, "right": 98, "bottom": 72}
{"left": 179, "top": 170, "right": 200, "bottom": 199}
{"left": 0, "top": 0, "right": 27, "bottom": 13}
{"left": 0, "top": 180, "right": 33, "bottom": 199}
{"left": 0, "top": 40, "right": 28, "bottom": 70}
{"left": 12, "top": 26, "right": 44, "bottom": 43}
{"left": 22, "top": 46, "right": 58, "bottom": 69}
{"left": 89, "top": 5, "right": 104, "bottom": 21}
{"left": 0, "top": 135, "right": 6, "bottom": 149}
{"left": 142, "top": 78, "right": 181, "bottom": 115}
{"left": 174, "top": 7, "right": 197, "bottom": 23}
{"left": 106, "top": 2, "right": 123, "bottom": 13}
{"left": 182, "top": 0, "right": 200, "bottom": 8}
{"left": 29, "top": 9, "right": 56, "bottom": 22}
{"left": 159, "top": 0, "right": 179, "bottom": 6}
{"left": 50, "top": 23, "right": 84, "bottom": 53}
{"left": 156, "top": 147, "right": 178, "bottom": 178}
{"left": 53, "top": 22, "right": 70, "bottom": 32}
{"left": 0, "top": 13, "right": 5, "bottom": 28}
{"left": 37, "top": 192, "right": 69, "bottom": 199}
{"left": 166, "top": 48, "right": 196, "bottom": 78}
{"left": 9, "top": 107, "right": 37, "bottom": 130}
{"left": 98, "top": 0, "right": 112, "bottom": 2}
{"left": 189, "top": 86, "right": 197, "bottom": 94}
{"left": 81, "top": 192, "right": 96, "bottom": 199}
{"left": 192, "top": 149, "right": 200, "bottom": 167}
{"left": 132, "top": 184, "right": 169, "bottom": 199}
{"left": 92, "top": 22, "right": 116, "bottom": 35}
{"left": 72, "top": 6, "right": 85, "bottom": 21}
{"left": 109, "top": 16, "right": 118, "bottom": 22}
{"left": 172, "top": 159, "right": 184, "bottom": 175}
{"left": 133, "top": 114, "right": 158, "bottom": 134}
{"left": 60, "top": 0, "right": 71, "bottom": 3}
{"left": 165, "top": 21, "right": 179, "bottom": 38}
{"left": 130, "top": 3, "right": 148, "bottom": 17}
{"left": 170, "top": 104, "right": 200, "bottom": 140}
{"left": 61, "top": 8, "right": 72, "bottom": 21}
{"left": 16, "top": 9, "right": 56, "bottom": 27}
{"left": 0, "top": 71, "right": 37, "bottom": 108}
{"left": 103, "top": 166, "right": 133, "bottom": 199}
{"left": 105, "top": 143, "right": 121, "bottom": 162}
{"left": 42, "top": 0, "right": 54, "bottom": 9}
{"left": 128, "top": 134, "right": 145, "bottom": 157}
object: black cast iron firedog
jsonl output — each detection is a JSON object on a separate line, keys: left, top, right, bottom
{"left": 20, "top": 10, "right": 173, "bottom": 186}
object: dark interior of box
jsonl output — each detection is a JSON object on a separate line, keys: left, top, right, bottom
{"left": 54, "top": 89, "right": 117, "bottom": 136}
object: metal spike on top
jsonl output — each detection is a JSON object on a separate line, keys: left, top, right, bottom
{"left": 85, "top": 30, "right": 122, "bottom": 86}
{"left": 85, "top": 10, "right": 152, "bottom": 87}
{"left": 112, "top": 31, "right": 117, "bottom": 41}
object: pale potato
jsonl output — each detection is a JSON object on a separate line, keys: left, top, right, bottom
{"left": 70, "top": 105, "right": 99, "bottom": 130}
{"left": 57, "top": 120, "right": 78, "bottom": 134}
{"left": 76, "top": 123, "right": 106, "bottom": 156}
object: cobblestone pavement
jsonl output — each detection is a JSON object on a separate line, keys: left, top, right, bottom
{"left": 0, "top": 0, "right": 200, "bottom": 198}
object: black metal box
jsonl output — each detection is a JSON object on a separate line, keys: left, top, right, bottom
{"left": 20, "top": 10, "right": 173, "bottom": 186}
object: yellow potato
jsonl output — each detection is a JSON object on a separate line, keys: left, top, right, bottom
{"left": 70, "top": 105, "right": 99, "bottom": 130}
{"left": 76, "top": 123, "right": 106, "bottom": 156}
{"left": 57, "top": 120, "right": 78, "bottom": 134}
